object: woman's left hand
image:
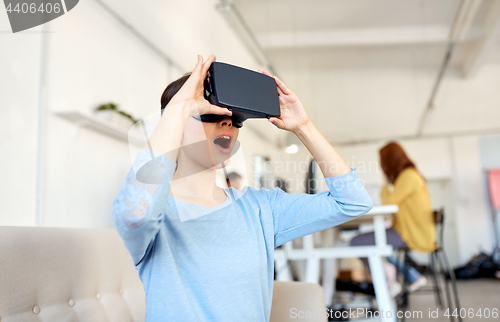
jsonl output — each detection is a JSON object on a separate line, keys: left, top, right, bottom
{"left": 259, "top": 70, "right": 310, "bottom": 133}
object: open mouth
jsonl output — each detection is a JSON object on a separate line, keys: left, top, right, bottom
{"left": 214, "top": 136, "right": 232, "bottom": 149}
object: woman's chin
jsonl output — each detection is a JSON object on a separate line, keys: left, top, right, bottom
{"left": 210, "top": 158, "right": 230, "bottom": 170}
{"left": 210, "top": 147, "right": 234, "bottom": 166}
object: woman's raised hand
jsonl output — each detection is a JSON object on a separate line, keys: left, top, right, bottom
{"left": 168, "top": 55, "right": 232, "bottom": 117}
{"left": 258, "top": 70, "right": 310, "bottom": 133}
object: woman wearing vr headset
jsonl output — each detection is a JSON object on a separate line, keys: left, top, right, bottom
{"left": 113, "top": 54, "right": 373, "bottom": 321}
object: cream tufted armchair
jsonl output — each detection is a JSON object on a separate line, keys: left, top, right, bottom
{"left": 0, "top": 227, "right": 145, "bottom": 322}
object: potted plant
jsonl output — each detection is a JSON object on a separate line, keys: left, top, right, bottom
{"left": 94, "top": 103, "right": 138, "bottom": 130}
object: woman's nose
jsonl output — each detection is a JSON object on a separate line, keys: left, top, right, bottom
{"left": 219, "top": 116, "right": 232, "bottom": 127}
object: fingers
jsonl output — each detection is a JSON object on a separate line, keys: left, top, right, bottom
{"left": 209, "top": 105, "right": 232, "bottom": 116}
{"left": 201, "top": 54, "right": 216, "bottom": 76}
{"left": 193, "top": 55, "right": 204, "bottom": 74}
{"left": 268, "top": 117, "right": 285, "bottom": 129}
{"left": 192, "top": 54, "right": 216, "bottom": 78}
{"left": 273, "top": 76, "right": 292, "bottom": 95}
{"left": 278, "top": 94, "right": 287, "bottom": 105}
{"left": 276, "top": 85, "right": 284, "bottom": 96}
{"left": 261, "top": 70, "right": 273, "bottom": 77}
{"left": 258, "top": 70, "right": 292, "bottom": 96}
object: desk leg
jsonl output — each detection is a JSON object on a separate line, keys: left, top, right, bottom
{"left": 373, "top": 215, "right": 387, "bottom": 248}
{"left": 321, "top": 227, "right": 337, "bottom": 307}
{"left": 303, "top": 234, "right": 319, "bottom": 284}
{"left": 368, "top": 253, "right": 396, "bottom": 322}
{"left": 305, "top": 252, "right": 320, "bottom": 284}
{"left": 322, "top": 258, "right": 336, "bottom": 307}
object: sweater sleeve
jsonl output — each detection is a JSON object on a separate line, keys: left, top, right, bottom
{"left": 265, "top": 168, "right": 374, "bottom": 247}
{"left": 112, "top": 150, "right": 177, "bottom": 266}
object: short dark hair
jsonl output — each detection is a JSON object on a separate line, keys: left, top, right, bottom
{"left": 160, "top": 72, "right": 192, "bottom": 113}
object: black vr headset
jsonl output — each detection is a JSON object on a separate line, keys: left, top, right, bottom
{"left": 162, "top": 62, "right": 281, "bottom": 128}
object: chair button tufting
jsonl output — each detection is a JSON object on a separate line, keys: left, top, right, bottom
{"left": 32, "top": 305, "right": 40, "bottom": 314}
{"left": 68, "top": 299, "right": 75, "bottom": 307}
{"left": 96, "top": 293, "right": 101, "bottom": 300}
{"left": 119, "top": 289, "right": 124, "bottom": 295}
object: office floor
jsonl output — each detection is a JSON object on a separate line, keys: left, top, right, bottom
{"left": 404, "top": 279, "right": 500, "bottom": 322}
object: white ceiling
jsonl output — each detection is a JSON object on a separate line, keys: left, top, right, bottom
{"left": 236, "top": 0, "right": 460, "bottom": 32}
{"left": 231, "top": 0, "right": 500, "bottom": 145}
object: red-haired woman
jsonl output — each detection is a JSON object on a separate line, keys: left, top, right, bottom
{"left": 351, "top": 142, "right": 435, "bottom": 294}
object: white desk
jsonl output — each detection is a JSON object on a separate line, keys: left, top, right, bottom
{"left": 274, "top": 205, "right": 398, "bottom": 322}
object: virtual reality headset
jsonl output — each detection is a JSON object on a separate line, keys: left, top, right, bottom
{"left": 203, "top": 62, "right": 281, "bottom": 126}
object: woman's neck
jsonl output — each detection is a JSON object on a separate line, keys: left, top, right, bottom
{"left": 170, "top": 155, "right": 226, "bottom": 206}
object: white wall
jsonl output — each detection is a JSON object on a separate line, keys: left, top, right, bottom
{"left": 479, "top": 134, "right": 500, "bottom": 169}
{"left": 0, "top": 18, "right": 41, "bottom": 226}
{"left": 42, "top": 0, "right": 168, "bottom": 228}
{"left": 451, "top": 135, "right": 494, "bottom": 262}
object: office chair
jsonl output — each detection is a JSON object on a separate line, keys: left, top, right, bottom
{"left": 396, "top": 208, "right": 462, "bottom": 322}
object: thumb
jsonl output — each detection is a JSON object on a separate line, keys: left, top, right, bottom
{"left": 268, "top": 117, "right": 284, "bottom": 128}
{"left": 210, "top": 105, "right": 233, "bottom": 116}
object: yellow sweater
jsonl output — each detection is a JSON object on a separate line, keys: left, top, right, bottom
{"left": 381, "top": 167, "right": 436, "bottom": 252}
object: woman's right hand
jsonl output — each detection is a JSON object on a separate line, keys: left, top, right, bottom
{"left": 167, "top": 54, "right": 233, "bottom": 118}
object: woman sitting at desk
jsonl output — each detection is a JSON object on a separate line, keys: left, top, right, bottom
{"left": 351, "top": 142, "right": 435, "bottom": 293}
